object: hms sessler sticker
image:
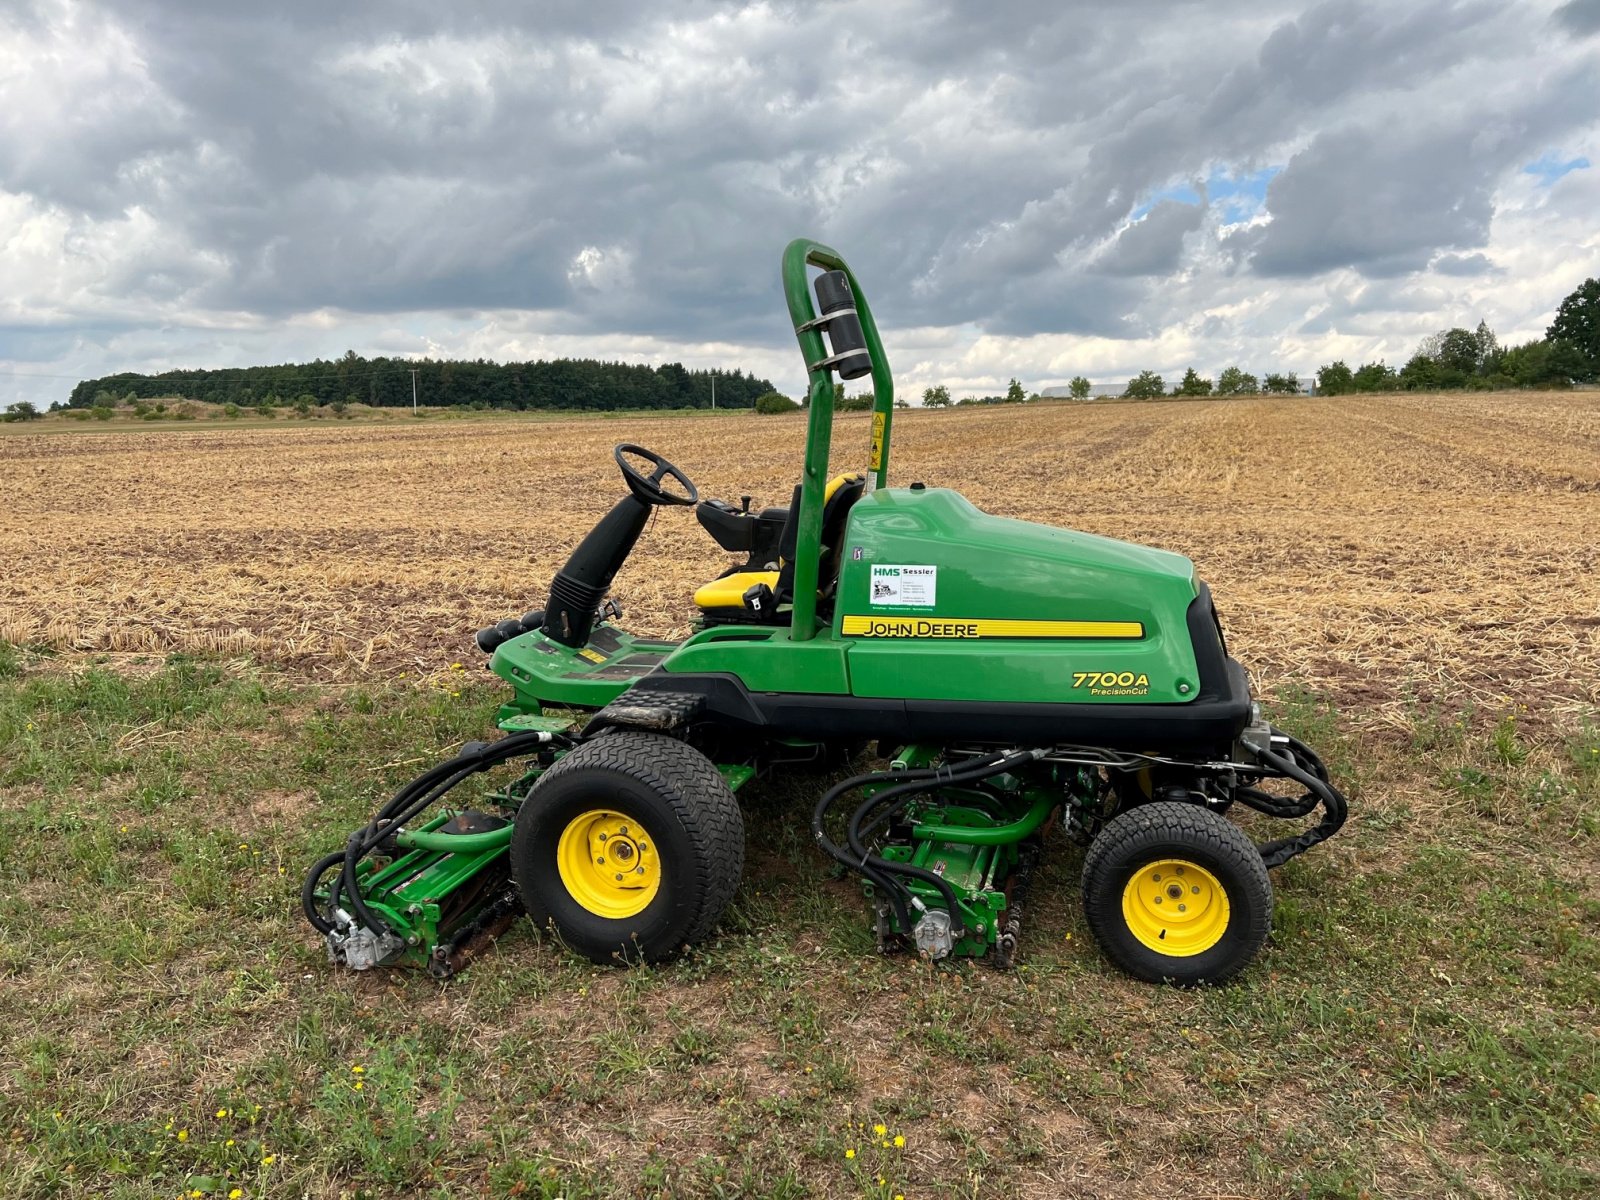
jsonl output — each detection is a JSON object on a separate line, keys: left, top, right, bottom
{"left": 869, "top": 564, "right": 937, "bottom": 607}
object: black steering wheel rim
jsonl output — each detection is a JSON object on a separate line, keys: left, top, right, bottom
{"left": 614, "top": 443, "right": 699, "bottom": 507}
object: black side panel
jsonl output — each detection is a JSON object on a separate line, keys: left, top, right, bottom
{"left": 618, "top": 659, "right": 1252, "bottom": 754}
{"left": 1186, "top": 582, "right": 1231, "bottom": 702}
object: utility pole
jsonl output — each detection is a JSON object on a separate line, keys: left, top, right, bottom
{"left": 409, "top": 369, "right": 419, "bottom": 414}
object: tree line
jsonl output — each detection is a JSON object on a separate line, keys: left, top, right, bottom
{"left": 68, "top": 351, "right": 776, "bottom": 413}
{"left": 1316, "top": 278, "right": 1600, "bottom": 394}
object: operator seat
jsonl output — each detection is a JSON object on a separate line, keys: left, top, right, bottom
{"left": 693, "top": 473, "right": 866, "bottom": 624}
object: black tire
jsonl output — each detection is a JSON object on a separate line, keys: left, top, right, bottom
{"left": 511, "top": 731, "right": 744, "bottom": 964}
{"left": 1081, "top": 801, "right": 1271, "bottom": 986}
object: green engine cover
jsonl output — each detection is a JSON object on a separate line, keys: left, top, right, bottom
{"left": 833, "top": 487, "right": 1203, "bottom": 705}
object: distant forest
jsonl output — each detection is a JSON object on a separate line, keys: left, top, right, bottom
{"left": 68, "top": 352, "right": 777, "bottom": 412}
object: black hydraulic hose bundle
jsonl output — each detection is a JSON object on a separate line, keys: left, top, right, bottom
{"left": 1237, "top": 729, "right": 1348, "bottom": 869}
{"left": 811, "top": 749, "right": 1045, "bottom": 939}
{"left": 302, "top": 729, "right": 569, "bottom": 937}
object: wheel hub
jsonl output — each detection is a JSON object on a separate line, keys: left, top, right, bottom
{"left": 556, "top": 810, "right": 660, "bottom": 918}
{"left": 1121, "top": 858, "right": 1230, "bottom": 957}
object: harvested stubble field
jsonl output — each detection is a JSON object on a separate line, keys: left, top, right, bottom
{"left": 1, "top": 391, "right": 1598, "bottom": 1200}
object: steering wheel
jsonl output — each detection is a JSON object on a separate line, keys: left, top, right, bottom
{"left": 614, "top": 443, "right": 699, "bottom": 507}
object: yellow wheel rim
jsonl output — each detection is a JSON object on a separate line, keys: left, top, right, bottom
{"left": 1121, "top": 858, "right": 1230, "bottom": 957}
{"left": 556, "top": 809, "right": 661, "bottom": 919}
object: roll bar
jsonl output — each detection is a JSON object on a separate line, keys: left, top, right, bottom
{"left": 780, "top": 239, "right": 895, "bottom": 641}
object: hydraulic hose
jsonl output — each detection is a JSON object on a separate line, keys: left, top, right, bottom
{"left": 812, "top": 749, "right": 1045, "bottom": 944}
{"left": 1248, "top": 730, "right": 1348, "bottom": 869}
{"left": 303, "top": 729, "right": 568, "bottom": 940}
{"left": 845, "top": 750, "right": 1042, "bottom": 931}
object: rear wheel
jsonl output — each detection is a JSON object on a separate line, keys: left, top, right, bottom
{"left": 1081, "top": 801, "right": 1271, "bottom": 986}
{"left": 511, "top": 732, "right": 744, "bottom": 963}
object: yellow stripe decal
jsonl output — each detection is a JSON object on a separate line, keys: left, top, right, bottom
{"left": 841, "top": 616, "right": 1144, "bottom": 639}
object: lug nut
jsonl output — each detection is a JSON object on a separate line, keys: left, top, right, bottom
{"left": 1178, "top": 904, "right": 1187, "bottom": 912}
{"left": 598, "top": 833, "right": 608, "bottom": 842}
{"left": 596, "top": 857, "right": 605, "bottom": 864}
{"left": 1192, "top": 886, "right": 1200, "bottom": 894}
{"left": 615, "top": 873, "right": 624, "bottom": 881}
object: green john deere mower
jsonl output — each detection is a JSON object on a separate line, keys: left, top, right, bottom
{"left": 303, "top": 239, "right": 1347, "bottom": 986}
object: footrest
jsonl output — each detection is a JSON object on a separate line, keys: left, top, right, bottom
{"left": 497, "top": 713, "right": 578, "bottom": 735}
{"left": 585, "top": 691, "right": 706, "bottom": 737}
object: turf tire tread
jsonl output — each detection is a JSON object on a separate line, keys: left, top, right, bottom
{"left": 513, "top": 731, "right": 744, "bottom": 959}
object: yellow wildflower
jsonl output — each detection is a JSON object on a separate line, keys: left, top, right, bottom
{"left": 261, "top": 1155, "right": 275, "bottom": 1166}
{"left": 351, "top": 1065, "right": 364, "bottom": 1074}
{"left": 844, "top": 1148, "right": 856, "bottom": 1159}
{"left": 874, "top": 1122, "right": 886, "bottom": 1136}
{"left": 225, "top": 1138, "right": 235, "bottom": 1147}
{"left": 217, "top": 1108, "right": 230, "bottom": 1118}
{"left": 893, "top": 1134, "right": 905, "bottom": 1148}
{"left": 177, "top": 1129, "right": 188, "bottom": 1142}
{"left": 230, "top": 1191, "right": 242, "bottom": 1199}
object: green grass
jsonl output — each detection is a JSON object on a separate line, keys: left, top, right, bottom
{"left": 1, "top": 647, "right": 1596, "bottom": 1198}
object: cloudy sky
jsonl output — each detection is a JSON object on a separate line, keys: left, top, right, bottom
{"left": 3, "top": 0, "right": 1599, "bottom": 409}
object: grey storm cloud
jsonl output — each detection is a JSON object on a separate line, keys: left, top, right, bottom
{"left": 1, "top": 0, "right": 1598, "bottom": 405}
{"left": 1555, "top": 0, "right": 1600, "bottom": 36}
{"left": 1094, "top": 200, "right": 1207, "bottom": 277}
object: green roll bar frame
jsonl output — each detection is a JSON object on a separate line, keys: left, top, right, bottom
{"left": 780, "top": 238, "right": 895, "bottom": 642}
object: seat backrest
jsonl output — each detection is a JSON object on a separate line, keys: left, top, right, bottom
{"left": 774, "top": 473, "right": 865, "bottom": 608}
{"left": 817, "top": 474, "right": 866, "bottom": 591}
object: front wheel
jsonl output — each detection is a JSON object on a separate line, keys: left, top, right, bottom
{"left": 511, "top": 732, "right": 744, "bottom": 963}
{"left": 1081, "top": 801, "right": 1271, "bottom": 986}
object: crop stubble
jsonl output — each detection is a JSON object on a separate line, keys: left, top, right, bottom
{"left": 4, "top": 391, "right": 1597, "bottom": 720}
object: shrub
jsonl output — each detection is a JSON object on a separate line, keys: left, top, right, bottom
{"left": 92, "top": 405, "right": 114, "bottom": 421}
{"left": 222, "top": 403, "right": 241, "bottom": 419}
{"left": 754, "top": 391, "right": 799, "bottom": 414}
{"left": 1174, "top": 368, "right": 1212, "bottom": 397}
{"left": 1316, "top": 361, "right": 1355, "bottom": 395}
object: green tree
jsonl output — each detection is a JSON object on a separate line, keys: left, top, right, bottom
{"left": 1436, "top": 328, "right": 1482, "bottom": 377}
{"left": 222, "top": 402, "right": 242, "bottom": 419}
{"left": 1398, "top": 354, "right": 1440, "bottom": 391}
{"left": 832, "top": 381, "right": 847, "bottom": 409}
{"left": 1004, "top": 378, "right": 1027, "bottom": 404}
{"left": 1263, "top": 372, "right": 1301, "bottom": 395}
{"left": 1547, "top": 276, "right": 1600, "bottom": 381}
{"left": 331, "top": 397, "right": 350, "bottom": 415}
{"left": 1316, "top": 361, "right": 1355, "bottom": 395}
{"left": 921, "top": 385, "right": 951, "bottom": 408}
{"left": 1122, "top": 370, "right": 1165, "bottom": 399}
{"left": 2, "top": 401, "right": 41, "bottom": 422}
{"left": 1174, "top": 368, "right": 1212, "bottom": 397}
{"left": 1351, "top": 361, "right": 1398, "bottom": 392}
{"left": 92, "top": 405, "right": 114, "bottom": 421}
{"left": 1068, "top": 376, "right": 1091, "bottom": 399}
{"left": 1214, "top": 366, "right": 1258, "bottom": 396}
{"left": 754, "top": 391, "right": 798, "bottom": 414}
